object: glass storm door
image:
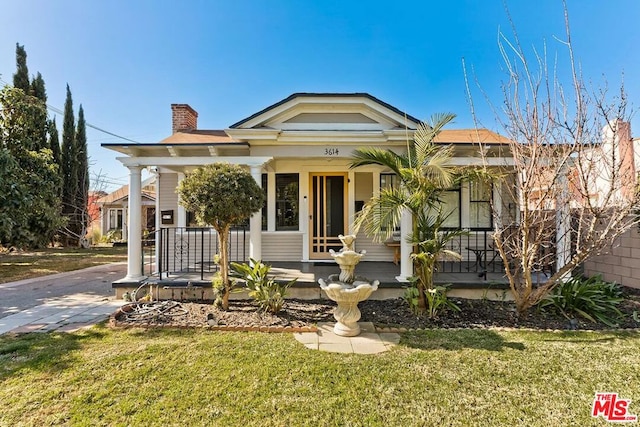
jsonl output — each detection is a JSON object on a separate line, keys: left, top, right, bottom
{"left": 310, "top": 173, "right": 347, "bottom": 259}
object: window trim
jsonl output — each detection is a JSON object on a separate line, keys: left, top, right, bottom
{"left": 469, "top": 180, "right": 493, "bottom": 230}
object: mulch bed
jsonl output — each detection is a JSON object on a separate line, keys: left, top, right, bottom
{"left": 111, "top": 287, "right": 640, "bottom": 332}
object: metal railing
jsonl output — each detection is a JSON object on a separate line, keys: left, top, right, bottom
{"left": 145, "top": 226, "right": 247, "bottom": 281}
{"left": 437, "top": 227, "right": 557, "bottom": 279}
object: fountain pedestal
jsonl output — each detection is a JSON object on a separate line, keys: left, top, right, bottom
{"left": 318, "top": 234, "right": 379, "bottom": 337}
{"left": 319, "top": 278, "right": 379, "bottom": 336}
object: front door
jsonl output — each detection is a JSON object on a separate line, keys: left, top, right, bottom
{"left": 310, "top": 173, "right": 347, "bottom": 259}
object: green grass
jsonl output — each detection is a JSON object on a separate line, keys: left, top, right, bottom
{"left": 0, "top": 246, "right": 127, "bottom": 284}
{"left": 0, "top": 326, "right": 638, "bottom": 426}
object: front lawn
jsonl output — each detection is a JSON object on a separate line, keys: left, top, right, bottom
{"left": 0, "top": 246, "right": 127, "bottom": 284}
{"left": 1, "top": 326, "right": 638, "bottom": 426}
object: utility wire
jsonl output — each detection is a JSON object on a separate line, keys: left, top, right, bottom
{"left": 1, "top": 77, "right": 142, "bottom": 144}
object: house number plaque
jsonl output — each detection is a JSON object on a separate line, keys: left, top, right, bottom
{"left": 324, "top": 148, "right": 339, "bottom": 156}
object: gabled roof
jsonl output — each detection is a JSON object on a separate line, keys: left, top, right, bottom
{"left": 97, "top": 184, "right": 156, "bottom": 205}
{"left": 229, "top": 93, "right": 422, "bottom": 129}
{"left": 434, "top": 129, "right": 512, "bottom": 144}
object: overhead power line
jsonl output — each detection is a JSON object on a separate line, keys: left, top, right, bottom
{"left": 45, "top": 104, "right": 142, "bottom": 144}
{"left": 1, "top": 77, "right": 142, "bottom": 144}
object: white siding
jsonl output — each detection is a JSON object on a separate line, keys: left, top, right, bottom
{"left": 262, "top": 232, "right": 303, "bottom": 261}
{"left": 354, "top": 233, "right": 396, "bottom": 262}
{"left": 158, "top": 172, "right": 179, "bottom": 226}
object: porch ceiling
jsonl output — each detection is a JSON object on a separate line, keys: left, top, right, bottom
{"left": 116, "top": 155, "right": 274, "bottom": 169}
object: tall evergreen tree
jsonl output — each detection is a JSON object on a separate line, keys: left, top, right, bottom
{"left": 30, "top": 72, "right": 48, "bottom": 150}
{"left": 61, "top": 84, "right": 77, "bottom": 230}
{"left": 75, "top": 105, "right": 89, "bottom": 242}
{"left": 13, "top": 43, "right": 30, "bottom": 92}
{"left": 30, "top": 72, "right": 46, "bottom": 100}
{"left": 48, "top": 117, "right": 61, "bottom": 167}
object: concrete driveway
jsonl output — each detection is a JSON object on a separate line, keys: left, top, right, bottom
{"left": 0, "top": 263, "right": 126, "bottom": 334}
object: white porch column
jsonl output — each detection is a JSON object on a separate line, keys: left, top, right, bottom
{"left": 347, "top": 171, "right": 355, "bottom": 234}
{"left": 125, "top": 166, "right": 145, "bottom": 281}
{"left": 122, "top": 205, "right": 128, "bottom": 241}
{"left": 396, "top": 208, "right": 413, "bottom": 282}
{"left": 153, "top": 170, "right": 161, "bottom": 274}
{"left": 177, "top": 172, "right": 186, "bottom": 227}
{"left": 250, "top": 166, "right": 263, "bottom": 260}
{"left": 267, "top": 171, "right": 276, "bottom": 231}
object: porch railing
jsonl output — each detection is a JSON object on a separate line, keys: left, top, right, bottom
{"left": 438, "top": 228, "right": 557, "bottom": 280}
{"left": 144, "top": 226, "right": 248, "bottom": 281}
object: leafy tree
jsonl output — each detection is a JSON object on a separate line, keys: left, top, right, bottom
{"left": 17, "top": 148, "right": 65, "bottom": 246}
{"left": 350, "top": 114, "right": 467, "bottom": 312}
{"left": 0, "top": 148, "right": 28, "bottom": 245}
{"left": 0, "top": 86, "right": 43, "bottom": 153}
{"left": 12, "top": 43, "right": 29, "bottom": 92}
{"left": 178, "top": 163, "right": 265, "bottom": 309}
{"left": 0, "top": 86, "right": 64, "bottom": 248}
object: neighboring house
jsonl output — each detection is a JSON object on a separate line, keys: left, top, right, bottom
{"left": 102, "top": 93, "right": 516, "bottom": 284}
{"left": 95, "top": 177, "right": 156, "bottom": 241}
{"left": 87, "top": 190, "right": 107, "bottom": 236}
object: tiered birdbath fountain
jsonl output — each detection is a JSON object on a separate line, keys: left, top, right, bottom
{"left": 318, "top": 234, "right": 379, "bottom": 337}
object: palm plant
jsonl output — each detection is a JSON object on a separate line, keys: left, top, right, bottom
{"left": 350, "top": 113, "right": 464, "bottom": 312}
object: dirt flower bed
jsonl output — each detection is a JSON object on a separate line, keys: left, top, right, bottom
{"left": 112, "top": 287, "right": 640, "bottom": 331}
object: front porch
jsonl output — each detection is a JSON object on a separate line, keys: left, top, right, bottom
{"left": 113, "top": 225, "right": 561, "bottom": 301}
{"left": 115, "top": 259, "right": 515, "bottom": 301}
{"left": 109, "top": 225, "right": 559, "bottom": 301}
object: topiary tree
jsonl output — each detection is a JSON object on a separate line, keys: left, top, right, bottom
{"left": 177, "top": 163, "right": 265, "bottom": 309}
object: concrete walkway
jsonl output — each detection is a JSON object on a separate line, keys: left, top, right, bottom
{"left": 294, "top": 322, "right": 400, "bottom": 354}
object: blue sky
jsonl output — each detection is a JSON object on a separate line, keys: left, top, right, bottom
{"left": 1, "top": 0, "right": 638, "bottom": 191}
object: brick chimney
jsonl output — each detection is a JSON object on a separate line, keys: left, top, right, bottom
{"left": 171, "top": 104, "right": 198, "bottom": 133}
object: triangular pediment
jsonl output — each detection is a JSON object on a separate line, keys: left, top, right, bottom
{"left": 229, "top": 93, "right": 420, "bottom": 131}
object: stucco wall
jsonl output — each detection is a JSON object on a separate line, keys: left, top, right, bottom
{"left": 583, "top": 226, "right": 640, "bottom": 289}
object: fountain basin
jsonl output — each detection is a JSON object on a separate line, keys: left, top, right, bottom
{"left": 319, "top": 277, "right": 380, "bottom": 337}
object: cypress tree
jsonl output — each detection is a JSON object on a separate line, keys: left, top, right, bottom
{"left": 75, "top": 105, "right": 89, "bottom": 241}
{"left": 48, "top": 117, "right": 61, "bottom": 167}
{"left": 31, "top": 73, "right": 46, "bottom": 100}
{"left": 13, "top": 43, "right": 30, "bottom": 92}
{"left": 61, "top": 84, "right": 77, "bottom": 233}
{"left": 48, "top": 117, "right": 62, "bottom": 198}
{"left": 30, "top": 72, "right": 48, "bottom": 150}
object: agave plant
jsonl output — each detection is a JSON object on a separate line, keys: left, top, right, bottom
{"left": 230, "top": 258, "right": 297, "bottom": 314}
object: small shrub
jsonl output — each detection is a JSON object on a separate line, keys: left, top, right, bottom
{"left": 539, "top": 275, "right": 625, "bottom": 327}
{"left": 105, "top": 229, "right": 122, "bottom": 243}
{"left": 230, "top": 258, "right": 296, "bottom": 314}
{"left": 404, "top": 280, "right": 460, "bottom": 319}
{"left": 403, "top": 286, "right": 420, "bottom": 314}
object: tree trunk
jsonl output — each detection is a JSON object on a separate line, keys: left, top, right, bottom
{"left": 216, "top": 225, "right": 231, "bottom": 310}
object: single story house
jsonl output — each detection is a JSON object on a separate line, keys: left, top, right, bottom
{"left": 102, "top": 93, "right": 521, "bottom": 290}
{"left": 94, "top": 177, "right": 156, "bottom": 241}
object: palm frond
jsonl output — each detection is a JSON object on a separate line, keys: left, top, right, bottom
{"left": 413, "top": 113, "right": 456, "bottom": 164}
{"left": 349, "top": 147, "right": 407, "bottom": 172}
{"left": 354, "top": 187, "right": 408, "bottom": 242}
